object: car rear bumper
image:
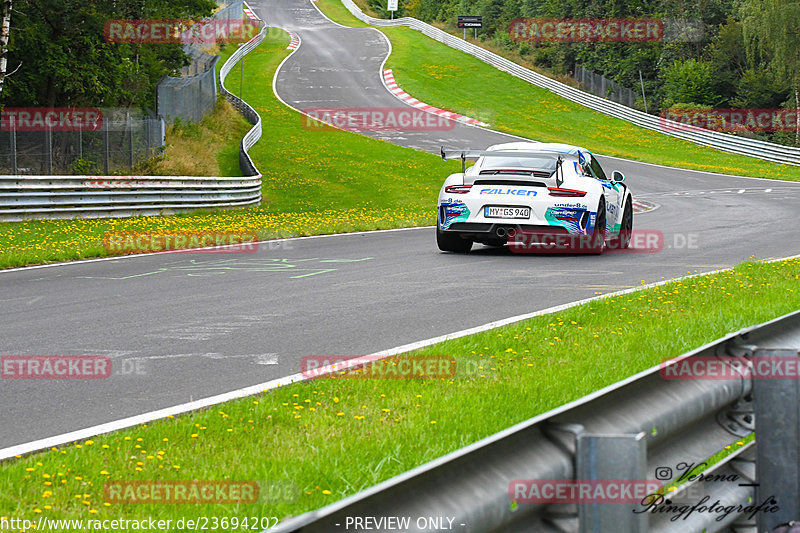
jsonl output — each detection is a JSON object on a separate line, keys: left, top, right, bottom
{"left": 440, "top": 222, "right": 571, "bottom": 244}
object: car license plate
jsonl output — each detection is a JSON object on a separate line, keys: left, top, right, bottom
{"left": 484, "top": 206, "right": 531, "bottom": 219}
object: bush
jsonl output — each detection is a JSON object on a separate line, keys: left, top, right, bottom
{"left": 71, "top": 158, "right": 99, "bottom": 175}
{"left": 661, "top": 59, "right": 719, "bottom": 108}
{"left": 493, "top": 31, "right": 514, "bottom": 51}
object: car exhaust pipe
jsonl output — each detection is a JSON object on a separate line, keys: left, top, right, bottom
{"left": 496, "top": 227, "right": 506, "bottom": 238}
{"left": 507, "top": 228, "right": 517, "bottom": 238}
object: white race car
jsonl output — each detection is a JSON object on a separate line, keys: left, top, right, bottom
{"left": 436, "top": 142, "right": 633, "bottom": 253}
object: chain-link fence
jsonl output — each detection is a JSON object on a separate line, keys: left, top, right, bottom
{"left": 156, "top": 0, "right": 245, "bottom": 124}
{"left": 0, "top": 111, "right": 165, "bottom": 175}
{"left": 156, "top": 55, "right": 220, "bottom": 124}
{"left": 0, "top": 1, "right": 246, "bottom": 175}
{"left": 574, "top": 64, "right": 637, "bottom": 109}
{"left": 214, "top": 0, "right": 246, "bottom": 23}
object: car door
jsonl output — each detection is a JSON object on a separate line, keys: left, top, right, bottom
{"left": 588, "top": 155, "right": 622, "bottom": 231}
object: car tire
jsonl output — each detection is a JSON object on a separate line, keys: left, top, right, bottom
{"left": 618, "top": 198, "right": 633, "bottom": 249}
{"left": 437, "top": 226, "right": 472, "bottom": 253}
{"left": 588, "top": 199, "right": 606, "bottom": 254}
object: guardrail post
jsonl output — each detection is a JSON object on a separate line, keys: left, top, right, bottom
{"left": 753, "top": 348, "right": 800, "bottom": 531}
{"left": 576, "top": 432, "right": 648, "bottom": 533}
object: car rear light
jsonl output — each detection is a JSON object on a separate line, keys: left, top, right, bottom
{"left": 445, "top": 185, "right": 472, "bottom": 194}
{"left": 548, "top": 187, "right": 587, "bottom": 197}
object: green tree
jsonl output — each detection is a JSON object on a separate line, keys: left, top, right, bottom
{"left": 740, "top": 0, "right": 800, "bottom": 144}
{"left": 661, "top": 58, "right": 719, "bottom": 107}
{"left": 3, "top": 0, "right": 216, "bottom": 109}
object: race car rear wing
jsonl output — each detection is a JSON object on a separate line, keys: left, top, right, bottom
{"left": 439, "top": 148, "right": 582, "bottom": 161}
{"left": 440, "top": 147, "right": 580, "bottom": 187}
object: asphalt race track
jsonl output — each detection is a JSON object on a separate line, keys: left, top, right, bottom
{"left": 1, "top": 0, "right": 799, "bottom": 450}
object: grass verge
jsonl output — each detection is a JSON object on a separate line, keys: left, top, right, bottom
{"left": 0, "top": 34, "right": 459, "bottom": 269}
{"left": 316, "top": 0, "right": 800, "bottom": 181}
{"left": 134, "top": 100, "right": 251, "bottom": 178}
{"left": 1, "top": 257, "right": 797, "bottom": 527}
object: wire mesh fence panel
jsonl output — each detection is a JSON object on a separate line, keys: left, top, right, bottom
{"left": 574, "top": 64, "right": 636, "bottom": 108}
{"left": 215, "top": 0, "right": 245, "bottom": 21}
{"left": 155, "top": 0, "right": 243, "bottom": 124}
{"left": 0, "top": 115, "right": 165, "bottom": 175}
{"left": 156, "top": 57, "right": 220, "bottom": 124}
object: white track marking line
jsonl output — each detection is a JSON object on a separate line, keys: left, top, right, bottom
{"left": 2, "top": 253, "right": 799, "bottom": 461}
{"left": 0, "top": 226, "right": 434, "bottom": 274}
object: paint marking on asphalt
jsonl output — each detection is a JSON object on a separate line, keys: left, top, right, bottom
{"left": 3, "top": 253, "right": 799, "bottom": 461}
{"left": 632, "top": 199, "right": 658, "bottom": 214}
{"left": 638, "top": 186, "right": 800, "bottom": 199}
{"left": 0, "top": 227, "right": 427, "bottom": 275}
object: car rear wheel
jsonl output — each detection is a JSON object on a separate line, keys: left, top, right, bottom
{"left": 437, "top": 226, "right": 472, "bottom": 253}
{"left": 587, "top": 200, "right": 606, "bottom": 254}
{"left": 618, "top": 198, "right": 633, "bottom": 249}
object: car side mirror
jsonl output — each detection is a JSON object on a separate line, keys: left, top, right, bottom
{"left": 611, "top": 171, "right": 625, "bottom": 182}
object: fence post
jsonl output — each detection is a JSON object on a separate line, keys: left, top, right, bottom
{"left": 10, "top": 115, "right": 16, "bottom": 175}
{"left": 128, "top": 115, "right": 134, "bottom": 170}
{"left": 638, "top": 70, "right": 648, "bottom": 114}
{"left": 104, "top": 118, "right": 110, "bottom": 174}
{"left": 46, "top": 122, "right": 53, "bottom": 174}
{"left": 577, "top": 432, "right": 648, "bottom": 533}
{"left": 754, "top": 348, "right": 800, "bottom": 531}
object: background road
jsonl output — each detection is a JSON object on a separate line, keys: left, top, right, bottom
{"left": 1, "top": 0, "right": 799, "bottom": 449}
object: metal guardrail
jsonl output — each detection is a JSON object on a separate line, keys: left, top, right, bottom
{"left": 270, "top": 310, "right": 800, "bottom": 533}
{"left": 0, "top": 4, "right": 265, "bottom": 222}
{"left": 0, "top": 175, "right": 261, "bottom": 221}
{"left": 341, "top": 0, "right": 800, "bottom": 167}
{"left": 219, "top": 2, "right": 267, "bottom": 178}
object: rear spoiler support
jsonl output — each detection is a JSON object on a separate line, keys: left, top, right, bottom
{"left": 441, "top": 146, "right": 574, "bottom": 186}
